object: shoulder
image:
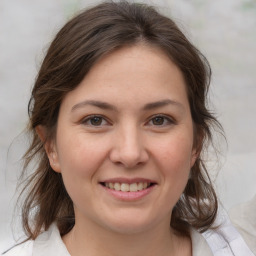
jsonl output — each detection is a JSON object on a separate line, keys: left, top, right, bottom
{"left": 32, "top": 223, "right": 70, "bottom": 255}
{"left": 2, "top": 223, "right": 70, "bottom": 256}
{"left": 202, "top": 207, "right": 255, "bottom": 256}
{"left": 229, "top": 195, "right": 256, "bottom": 254}
{"left": 190, "top": 228, "right": 213, "bottom": 256}
{"left": 1, "top": 240, "right": 33, "bottom": 256}
{"left": 229, "top": 195, "right": 256, "bottom": 231}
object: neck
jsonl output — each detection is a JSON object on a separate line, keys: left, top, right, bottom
{"left": 62, "top": 217, "right": 191, "bottom": 256}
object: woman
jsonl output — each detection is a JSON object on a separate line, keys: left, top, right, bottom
{"left": 3, "top": 1, "right": 254, "bottom": 255}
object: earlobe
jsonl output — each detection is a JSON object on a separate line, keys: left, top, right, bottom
{"left": 48, "top": 150, "right": 61, "bottom": 173}
{"left": 35, "top": 125, "right": 61, "bottom": 173}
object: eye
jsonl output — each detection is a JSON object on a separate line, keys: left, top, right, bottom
{"left": 147, "top": 115, "right": 175, "bottom": 126}
{"left": 82, "top": 115, "right": 109, "bottom": 126}
{"left": 152, "top": 116, "right": 165, "bottom": 125}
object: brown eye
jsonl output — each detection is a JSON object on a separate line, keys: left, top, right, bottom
{"left": 147, "top": 115, "right": 175, "bottom": 127}
{"left": 90, "top": 116, "right": 103, "bottom": 126}
{"left": 152, "top": 116, "right": 165, "bottom": 125}
{"left": 82, "top": 115, "right": 109, "bottom": 126}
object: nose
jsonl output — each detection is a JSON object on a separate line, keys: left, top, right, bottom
{"left": 109, "top": 124, "right": 149, "bottom": 168}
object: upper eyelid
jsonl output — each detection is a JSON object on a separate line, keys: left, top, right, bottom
{"left": 81, "top": 115, "right": 111, "bottom": 125}
{"left": 79, "top": 113, "right": 176, "bottom": 125}
{"left": 147, "top": 114, "right": 176, "bottom": 123}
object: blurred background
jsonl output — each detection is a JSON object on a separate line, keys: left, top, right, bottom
{"left": 0, "top": 0, "right": 255, "bottom": 251}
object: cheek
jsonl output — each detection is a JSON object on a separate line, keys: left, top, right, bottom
{"left": 55, "top": 135, "right": 107, "bottom": 203}
{"left": 155, "top": 133, "right": 193, "bottom": 188}
{"left": 158, "top": 133, "right": 194, "bottom": 167}
{"left": 55, "top": 131, "right": 106, "bottom": 178}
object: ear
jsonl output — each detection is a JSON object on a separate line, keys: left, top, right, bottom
{"left": 190, "top": 127, "right": 204, "bottom": 168}
{"left": 190, "top": 148, "right": 199, "bottom": 168}
{"left": 36, "top": 125, "right": 61, "bottom": 173}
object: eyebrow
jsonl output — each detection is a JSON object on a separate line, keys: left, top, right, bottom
{"left": 71, "top": 99, "right": 184, "bottom": 112}
{"left": 142, "top": 99, "right": 184, "bottom": 111}
{"left": 71, "top": 100, "right": 117, "bottom": 112}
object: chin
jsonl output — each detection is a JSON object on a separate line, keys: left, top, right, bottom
{"left": 106, "top": 222, "right": 152, "bottom": 235}
{"left": 101, "top": 211, "right": 164, "bottom": 235}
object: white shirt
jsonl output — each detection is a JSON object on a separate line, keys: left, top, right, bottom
{"left": 2, "top": 224, "right": 211, "bottom": 256}
{"left": 201, "top": 207, "right": 255, "bottom": 255}
{"left": 229, "top": 195, "right": 256, "bottom": 255}
{"left": 2, "top": 221, "right": 254, "bottom": 256}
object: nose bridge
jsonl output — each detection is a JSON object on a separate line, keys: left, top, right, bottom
{"left": 122, "top": 123, "right": 141, "bottom": 154}
{"left": 110, "top": 122, "right": 148, "bottom": 168}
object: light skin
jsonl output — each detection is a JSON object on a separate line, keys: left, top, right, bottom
{"left": 38, "top": 44, "right": 198, "bottom": 256}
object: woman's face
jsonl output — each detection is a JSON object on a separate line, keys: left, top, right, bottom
{"left": 48, "top": 44, "right": 197, "bottom": 234}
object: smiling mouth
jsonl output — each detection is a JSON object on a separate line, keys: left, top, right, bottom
{"left": 100, "top": 182, "right": 155, "bottom": 192}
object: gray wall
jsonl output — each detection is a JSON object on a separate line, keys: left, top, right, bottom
{"left": 1, "top": 0, "right": 255, "bottom": 251}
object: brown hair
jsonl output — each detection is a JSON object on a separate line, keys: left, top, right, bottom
{"left": 20, "top": 0, "right": 223, "bottom": 239}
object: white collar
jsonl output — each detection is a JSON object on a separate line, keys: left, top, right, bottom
{"left": 33, "top": 224, "right": 213, "bottom": 256}
{"left": 33, "top": 224, "right": 70, "bottom": 256}
{"left": 202, "top": 207, "right": 255, "bottom": 256}
{"left": 31, "top": 218, "right": 254, "bottom": 256}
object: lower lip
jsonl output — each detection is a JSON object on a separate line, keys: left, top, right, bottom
{"left": 100, "top": 184, "right": 155, "bottom": 201}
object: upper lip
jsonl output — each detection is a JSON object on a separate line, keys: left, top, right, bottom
{"left": 99, "top": 177, "right": 157, "bottom": 184}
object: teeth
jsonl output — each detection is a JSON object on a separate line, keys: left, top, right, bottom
{"left": 114, "top": 183, "right": 121, "bottom": 191}
{"left": 129, "top": 183, "right": 138, "bottom": 192}
{"left": 120, "top": 183, "right": 129, "bottom": 192}
{"left": 104, "top": 182, "right": 151, "bottom": 192}
{"left": 137, "top": 182, "right": 143, "bottom": 191}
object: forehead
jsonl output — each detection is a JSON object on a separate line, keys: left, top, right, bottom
{"left": 60, "top": 44, "right": 189, "bottom": 111}
{"left": 88, "top": 44, "right": 179, "bottom": 83}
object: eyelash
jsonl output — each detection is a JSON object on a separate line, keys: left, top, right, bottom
{"left": 81, "top": 114, "right": 175, "bottom": 127}
{"left": 146, "top": 114, "right": 176, "bottom": 127}
{"left": 81, "top": 115, "right": 110, "bottom": 127}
